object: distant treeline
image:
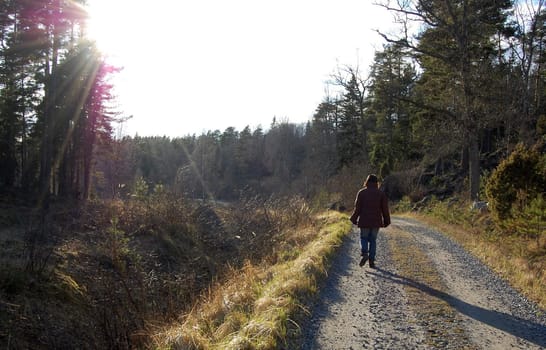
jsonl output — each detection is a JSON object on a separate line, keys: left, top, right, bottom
{"left": 1, "top": 1, "right": 545, "bottom": 205}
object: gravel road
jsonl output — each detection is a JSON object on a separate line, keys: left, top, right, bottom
{"left": 299, "top": 216, "right": 546, "bottom": 349}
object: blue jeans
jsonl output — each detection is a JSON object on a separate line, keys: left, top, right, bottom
{"left": 360, "top": 227, "right": 379, "bottom": 260}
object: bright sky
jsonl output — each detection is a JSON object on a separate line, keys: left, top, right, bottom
{"left": 86, "top": 0, "right": 394, "bottom": 137}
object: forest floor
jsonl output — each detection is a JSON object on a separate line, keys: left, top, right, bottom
{"left": 298, "top": 216, "right": 546, "bottom": 349}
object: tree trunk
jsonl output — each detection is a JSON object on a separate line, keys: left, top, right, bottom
{"left": 39, "top": 57, "right": 53, "bottom": 206}
{"left": 468, "top": 134, "right": 480, "bottom": 200}
{"left": 461, "top": 147, "right": 469, "bottom": 174}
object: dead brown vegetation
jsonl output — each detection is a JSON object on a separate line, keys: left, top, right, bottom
{"left": 0, "top": 191, "right": 315, "bottom": 349}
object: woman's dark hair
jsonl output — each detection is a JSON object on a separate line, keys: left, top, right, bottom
{"left": 364, "top": 174, "right": 378, "bottom": 187}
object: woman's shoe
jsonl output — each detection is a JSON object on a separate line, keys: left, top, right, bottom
{"left": 359, "top": 253, "right": 369, "bottom": 267}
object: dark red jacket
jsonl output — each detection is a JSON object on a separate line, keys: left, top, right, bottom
{"left": 350, "top": 184, "right": 391, "bottom": 228}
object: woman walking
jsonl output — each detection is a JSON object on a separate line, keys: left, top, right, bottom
{"left": 349, "top": 174, "right": 391, "bottom": 268}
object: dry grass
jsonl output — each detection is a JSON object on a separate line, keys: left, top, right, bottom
{"left": 153, "top": 211, "right": 352, "bottom": 350}
{"left": 1, "top": 193, "right": 328, "bottom": 348}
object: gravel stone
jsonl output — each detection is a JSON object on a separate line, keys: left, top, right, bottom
{"left": 298, "top": 217, "right": 546, "bottom": 349}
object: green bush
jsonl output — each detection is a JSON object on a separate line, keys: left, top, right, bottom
{"left": 504, "top": 194, "right": 546, "bottom": 246}
{"left": 426, "top": 197, "right": 476, "bottom": 227}
{"left": 393, "top": 196, "right": 412, "bottom": 213}
{"left": 485, "top": 143, "right": 546, "bottom": 222}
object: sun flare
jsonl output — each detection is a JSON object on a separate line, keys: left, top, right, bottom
{"left": 83, "top": 0, "right": 391, "bottom": 136}
{"left": 85, "top": 1, "right": 137, "bottom": 59}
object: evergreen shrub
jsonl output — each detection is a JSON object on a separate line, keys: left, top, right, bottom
{"left": 504, "top": 194, "right": 546, "bottom": 246}
{"left": 485, "top": 143, "right": 546, "bottom": 222}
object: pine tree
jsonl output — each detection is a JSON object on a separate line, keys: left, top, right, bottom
{"left": 378, "top": 0, "right": 513, "bottom": 199}
{"left": 366, "top": 43, "right": 417, "bottom": 176}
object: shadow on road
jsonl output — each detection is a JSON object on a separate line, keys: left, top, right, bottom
{"left": 367, "top": 268, "right": 546, "bottom": 348}
{"left": 298, "top": 229, "right": 358, "bottom": 350}
{"left": 311, "top": 228, "right": 357, "bottom": 305}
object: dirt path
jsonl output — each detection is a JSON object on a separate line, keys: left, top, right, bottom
{"left": 299, "top": 216, "right": 546, "bottom": 349}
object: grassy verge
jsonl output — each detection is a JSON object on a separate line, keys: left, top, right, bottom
{"left": 1, "top": 194, "right": 335, "bottom": 348}
{"left": 153, "top": 211, "right": 352, "bottom": 350}
{"left": 398, "top": 198, "right": 546, "bottom": 310}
